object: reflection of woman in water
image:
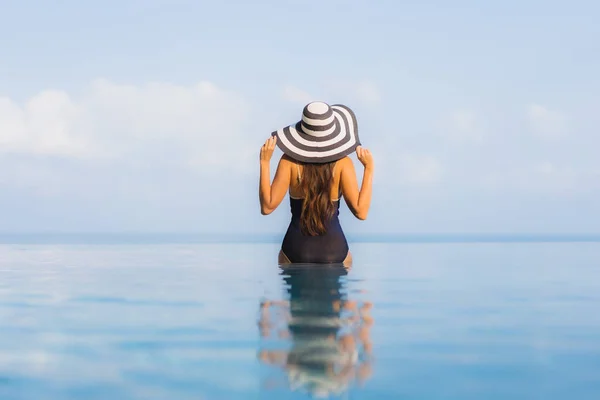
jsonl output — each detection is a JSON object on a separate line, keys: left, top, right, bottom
{"left": 258, "top": 266, "right": 374, "bottom": 398}
{"left": 259, "top": 101, "right": 374, "bottom": 267}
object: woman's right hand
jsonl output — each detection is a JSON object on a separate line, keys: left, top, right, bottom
{"left": 356, "top": 146, "right": 374, "bottom": 170}
{"left": 260, "top": 136, "right": 277, "bottom": 163}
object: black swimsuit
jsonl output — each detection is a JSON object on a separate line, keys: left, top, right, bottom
{"left": 281, "top": 195, "right": 349, "bottom": 264}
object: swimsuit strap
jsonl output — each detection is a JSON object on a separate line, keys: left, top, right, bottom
{"left": 297, "top": 163, "right": 302, "bottom": 183}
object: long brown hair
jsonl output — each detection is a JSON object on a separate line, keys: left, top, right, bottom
{"left": 298, "top": 161, "right": 337, "bottom": 236}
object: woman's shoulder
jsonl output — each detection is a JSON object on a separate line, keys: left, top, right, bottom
{"left": 280, "top": 154, "right": 297, "bottom": 164}
{"left": 277, "top": 154, "right": 298, "bottom": 169}
{"left": 335, "top": 156, "right": 354, "bottom": 168}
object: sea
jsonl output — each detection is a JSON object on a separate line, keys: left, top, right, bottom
{"left": 1, "top": 234, "right": 599, "bottom": 399}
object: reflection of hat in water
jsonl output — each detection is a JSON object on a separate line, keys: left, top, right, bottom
{"left": 287, "top": 340, "right": 358, "bottom": 399}
{"left": 288, "top": 368, "right": 347, "bottom": 399}
{"left": 272, "top": 101, "right": 361, "bottom": 164}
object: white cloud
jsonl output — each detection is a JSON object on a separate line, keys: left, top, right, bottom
{"left": 0, "top": 79, "right": 252, "bottom": 169}
{"left": 527, "top": 104, "right": 567, "bottom": 138}
{"left": 0, "top": 92, "right": 88, "bottom": 157}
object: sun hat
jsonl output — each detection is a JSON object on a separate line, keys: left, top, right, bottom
{"left": 271, "top": 101, "right": 361, "bottom": 164}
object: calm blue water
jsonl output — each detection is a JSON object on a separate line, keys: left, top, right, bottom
{"left": 1, "top": 240, "right": 599, "bottom": 399}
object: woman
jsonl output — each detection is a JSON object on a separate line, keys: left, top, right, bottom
{"left": 259, "top": 101, "right": 374, "bottom": 267}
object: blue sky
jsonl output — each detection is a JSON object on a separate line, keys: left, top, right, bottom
{"left": 0, "top": 0, "right": 599, "bottom": 234}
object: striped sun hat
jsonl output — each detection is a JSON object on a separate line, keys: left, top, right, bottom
{"left": 272, "top": 101, "right": 361, "bottom": 164}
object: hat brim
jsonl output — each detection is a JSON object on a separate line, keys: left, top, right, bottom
{"left": 272, "top": 104, "right": 361, "bottom": 164}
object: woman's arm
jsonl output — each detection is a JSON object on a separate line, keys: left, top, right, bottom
{"left": 340, "top": 147, "right": 374, "bottom": 220}
{"left": 259, "top": 136, "right": 291, "bottom": 215}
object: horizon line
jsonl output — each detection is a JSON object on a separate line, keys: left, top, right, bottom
{"left": 1, "top": 232, "right": 600, "bottom": 244}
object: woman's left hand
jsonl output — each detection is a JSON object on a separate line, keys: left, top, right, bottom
{"left": 260, "top": 136, "right": 277, "bottom": 162}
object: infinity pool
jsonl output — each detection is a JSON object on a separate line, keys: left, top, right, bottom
{"left": 1, "top": 241, "right": 599, "bottom": 399}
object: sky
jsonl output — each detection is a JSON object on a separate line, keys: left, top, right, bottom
{"left": 0, "top": 0, "right": 599, "bottom": 234}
